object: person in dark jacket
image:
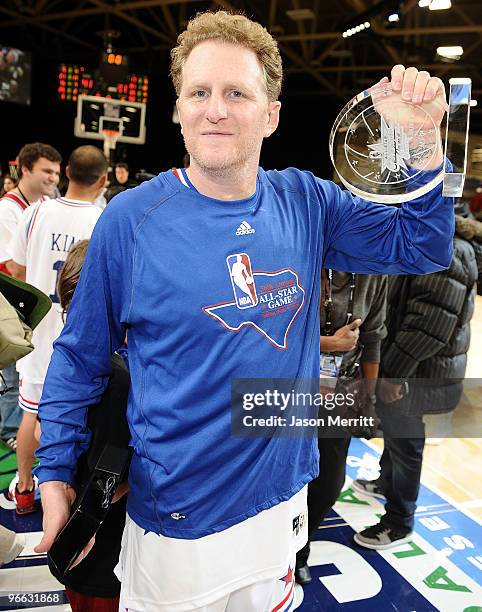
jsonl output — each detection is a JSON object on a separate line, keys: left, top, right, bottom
{"left": 455, "top": 215, "right": 482, "bottom": 295}
{"left": 296, "top": 271, "right": 387, "bottom": 583}
{"left": 353, "top": 224, "right": 478, "bottom": 550}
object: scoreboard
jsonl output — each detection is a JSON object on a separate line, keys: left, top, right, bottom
{"left": 57, "top": 64, "right": 148, "bottom": 103}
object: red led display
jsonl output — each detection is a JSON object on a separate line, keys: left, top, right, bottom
{"left": 57, "top": 64, "right": 148, "bottom": 103}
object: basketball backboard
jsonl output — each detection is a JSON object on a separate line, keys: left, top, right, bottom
{"left": 74, "top": 94, "right": 146, "bottom": 145}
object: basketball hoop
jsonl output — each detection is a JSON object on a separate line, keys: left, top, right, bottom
{"left": 102, "top": 128, "right": 120, "bottom": 157}
{"left": 74, "top": 95, "right": 146, "bottom": 146}
{"left": 8, "top": 160, "right": 18, "bottom": 181}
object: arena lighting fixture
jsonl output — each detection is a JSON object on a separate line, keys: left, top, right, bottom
{"left": 388, "top": 13, "right": 400, "bottom": 22}
{"left": 470, "top": 100, "right": 477, "bottom": 107}
{"left": 341, "top": 0, "right": 399, "bottom": 38}
{"left": 342, "top": 21, "right": 371, "bottom": 38}
{"left": 419, "top": 0, "right": 451, "bottom": 7}
{"left": 429, "top": 0, "right": 451, "bottom": 9}
{"left": 437, "top": 45, "right": 463, "bottom": 59}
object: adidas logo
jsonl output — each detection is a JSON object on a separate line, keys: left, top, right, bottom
{"left": 236, "top": 221, "right": 256, "bottom": 236}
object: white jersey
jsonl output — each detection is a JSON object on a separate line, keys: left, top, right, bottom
{"left": 8, "top": 196, "right": 102, "bottom": 383}
{"left": 0, "top": 192, "right": 44, "bottom": 263}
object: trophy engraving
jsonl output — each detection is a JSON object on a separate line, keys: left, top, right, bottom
{"left": 367, "top": 116, "right": 410, "bottom": 175}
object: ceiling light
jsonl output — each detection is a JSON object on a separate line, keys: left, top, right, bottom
{"left": 388, "top": 13, "right": 399, "bottom": 22}
{"left": 437, "top": 45, "right": 463, "bottom": 59}
{"left": 342, "top": 21, "right": 371, "bottom": 38}
{"left": 418, "top": 0, "right": 430, "bottom": 6}
{"left": 429, "top": 0, "right": 451, "bottom": 9}
{"left": 470, "top": 100, "right": 477, "bottom": 107}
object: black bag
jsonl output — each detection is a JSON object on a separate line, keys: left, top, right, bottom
{"left": 47, "top": 354, "right": 131, "bottom": 580}
{"left": 48, "top": 445, "right": 131, "bottom": 577}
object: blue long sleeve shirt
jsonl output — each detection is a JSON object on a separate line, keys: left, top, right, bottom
{"left": 36, "top": 167, "right": 454, "bottom": 538}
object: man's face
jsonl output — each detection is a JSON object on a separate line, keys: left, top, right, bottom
{"left": 176, "top": 40, "right": 280, "bottom": 174}
{"left": 22, "top": 157, "right": 60, "bottom": 197}
{"left": 115, "top": 166, "right": 129, "bottom": 184}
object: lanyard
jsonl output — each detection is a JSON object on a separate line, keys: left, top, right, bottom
{"left": 16, "top": 187, "right": 30, "bottom": 207}
{"left": 322, "top": 270, "right": 356, "bottom": 336}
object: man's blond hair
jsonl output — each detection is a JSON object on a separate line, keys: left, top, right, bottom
{"left": 170, "top": 11, "right": 282, "bottom": 102}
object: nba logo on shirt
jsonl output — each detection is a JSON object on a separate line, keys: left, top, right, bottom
{"left": 226, "top": 253, "right": 258, "bottom": 309}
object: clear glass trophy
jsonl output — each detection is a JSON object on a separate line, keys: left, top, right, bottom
{"left": 329, "top": 78, "right": 472, "bottom": 203}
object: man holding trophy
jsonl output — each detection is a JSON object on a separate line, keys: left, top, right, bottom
{"left": 34, "top": 11, "right": 458, "bottom": 612}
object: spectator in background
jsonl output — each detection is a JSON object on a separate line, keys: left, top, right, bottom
{"left": 353, "top": 222, "right": 478, "bottom": 550}
{"left": 455, "top": 215, "right": 482, "bottom": 295}
{"left": 7, "top": 145, "right": 106, "bottom": 515}
{"left": 105, "top": 162, "right": 136, "bottom": 203}
{"left": 296, "top": 271, "right": 387, "bottom": 584}
{"left": 0, "top": 143, "right": 61, "bottom": 276}
{"left": 114, "top": 162, "right": 130, "bottom": 186}
{"left": 469, "top": 185, "right": 482, "bottom": 220}
{"left": 0, "top": 143, "right": 61, "bottom": 452}
{"left": 1, "top": 174, "right": 17, "bottom": 196}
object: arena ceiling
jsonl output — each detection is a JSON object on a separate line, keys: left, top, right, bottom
{"left": 0, "top": 0, "right": 481, "bottom": 101}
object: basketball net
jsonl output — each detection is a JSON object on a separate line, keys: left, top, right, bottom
{"left": 102, "top": 129, "right": 120, "bottom": 158}
{"left": 8, "top": 160, "right": 18, "bottom": 181}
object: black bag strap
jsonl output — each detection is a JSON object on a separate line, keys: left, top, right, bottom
{"left": 322, "top": 269, "right": 356, "bottom": 336}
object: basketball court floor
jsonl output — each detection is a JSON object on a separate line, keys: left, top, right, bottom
{"left": 0, "top": 298, "right": 481, "bottom": 612}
